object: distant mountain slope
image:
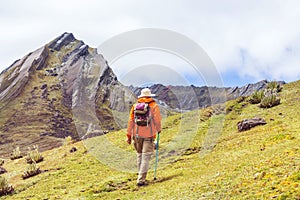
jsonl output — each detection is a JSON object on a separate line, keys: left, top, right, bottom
{"left": 0, "top": 33, "right": 134, "bottom": 156}
{"left": 129, "top": 80, "right": 285, "bottom": 110}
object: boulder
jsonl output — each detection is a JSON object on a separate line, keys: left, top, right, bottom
{"left": 0, "top": 166, "right": 7, "bottom": 174}
{"left": 69, "top": 147, "right": 77, "bottom": 153}
{"left": 237, "top": 117, "right": 267, "bottom": 132}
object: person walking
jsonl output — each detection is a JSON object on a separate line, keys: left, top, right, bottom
{"left": 126, "top": 88, "right": 162, "bottom": 186}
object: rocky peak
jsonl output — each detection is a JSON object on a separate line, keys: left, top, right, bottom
{"left": 48, "top": 32, "right": 76, "bottom": 51}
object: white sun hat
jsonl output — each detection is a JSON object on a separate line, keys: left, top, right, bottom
{"left": 138, "top": 88, "right": 156, "bottom": 98}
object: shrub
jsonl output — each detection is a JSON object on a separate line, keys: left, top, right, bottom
{"left": 259, "top": 94, "right": 280, "bottom": 108}
{"left": 0, "top": 159, "right": 6, "bottom": 175}
{"left": 64, "top": 135, "right": 74, "bottom": 146}
{"left": 22, "top": 163, "right": 41, "bottom": 179}
{"left": 249, "top": 90, "right": 265, "bottom": 104}
{"left": 236, "top": 96, "right": 246, "bottom": 103}
{"left": 10, "top": 147, "right": 23, "bottom": 160}
{"left": 200, "top": 107, "right": 213, "bottom": 121}
{"left": 0, "top": 176, "right": 14, "bottom": 196}
{"left": 25, "top": 145, "right": 43, "bottom": 164}
{"left": 225, "top": 99, "right": 247, "bottom": 115}
{"left": 266, "top": 81, "right": 283, "bottom": 93}
{"left": 212, "top": 104, "right": 225, "bottom": 115}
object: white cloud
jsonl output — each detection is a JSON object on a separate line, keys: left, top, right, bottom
{"left": 0, "top": 0, "right": 300, "bottom": 85}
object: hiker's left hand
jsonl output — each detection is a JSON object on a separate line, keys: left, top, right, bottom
{"left": 154, "top": 140, "right": 158, "bottom": 149}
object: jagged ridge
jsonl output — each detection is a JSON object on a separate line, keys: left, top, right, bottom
{"left": 130, "top": 80, "right": 285, "bottom": 111}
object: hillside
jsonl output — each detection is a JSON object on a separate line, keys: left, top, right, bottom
{"left": 1, "top": 80, "right": 299, "bottom": 199}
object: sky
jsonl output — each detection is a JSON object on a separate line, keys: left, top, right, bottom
{"left": 0, "top": 0, "right": 300, "bottom": 87}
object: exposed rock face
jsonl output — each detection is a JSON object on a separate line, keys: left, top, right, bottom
{"left": 0, "top": 47, "right": 49, "bottom": 103}
{"left": 48, "top": 32, "right": 76, "bottom": 51}
{"left": 0, "top": 32, "right": 134, "bottom": 157}
{"left": 237, "top": 117, "right": 267, "bottom": 132}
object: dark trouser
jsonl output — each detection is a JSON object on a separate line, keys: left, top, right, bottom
{"left": 133, "top": 137, "right": 154, "bottom": 184}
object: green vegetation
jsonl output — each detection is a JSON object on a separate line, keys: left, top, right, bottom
{"left": 0, "top": 80, "right": 299, "bottom": 199}
{"left": 63, "top": 136, "right": 74, "bottom": 146}
{"left": 25, "top": 145, "right": 43, "bottom": 164}
{"left": 22, "top": 163, "right": 41, "bottom": 179}
{"left": 259, "top": 94, "right": 281, "bottom": 108}
{"left": 249, "top": 81, "right": 283, "bottom": 109}
{"left": 0, "top": 176, "right": 14, "bottom": 196}
{"left": 10, "top": 147, "right": 22, "bottom": 160}
{"left": 266, "top": 81, "right": 283, "bottom": 92}
{"left": 249, "top": 90, "right": 264, "bottom": 104}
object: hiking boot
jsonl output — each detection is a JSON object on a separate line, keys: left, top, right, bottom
{"left": 137, "top": 182, "right": 148, "bottom": 187}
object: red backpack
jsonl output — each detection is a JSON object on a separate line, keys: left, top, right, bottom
{"left": 134, "top": 102, "right": 153, "bottom": 126}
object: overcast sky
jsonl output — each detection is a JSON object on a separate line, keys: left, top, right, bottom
{"left": 1, "top": 0, "right": 300, "bottom": 87}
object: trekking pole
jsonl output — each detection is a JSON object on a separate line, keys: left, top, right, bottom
{"left": 154, "top": 133, "right": 160, "bottom": 180}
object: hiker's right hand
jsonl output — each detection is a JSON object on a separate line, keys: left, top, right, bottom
{"left": 126, "top": 138, "right": 131, "bottom": 144}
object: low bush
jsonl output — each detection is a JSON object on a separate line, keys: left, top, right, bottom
{"left": 0, "top": 159, "right": 6, "bottom": 175}
{"left": 10, "top": 147, "right": 23, "bottom": 160}
{"left": 22, "top": 163, "right": 41, "bottom": 179}
{"left": 212, "top": 104, "right": 225, "bottom": 115}
{"left": 249, "top": 90, "right": 265, "bottom": 104}
{"left": 200, "top": 107, "right": 213, "bottom": 121}
{"left": 259, "top": 94, "right": 280, "bottom": 108}
{"left": 0, "top": 176, "right": 14, "bottom": 196}
{"left": 64, "top": 135, "right": 74, "bottom": 146}
{"left": 266, "top": 81, "right": 283, "bottom": 93}
{"left": 25, "top": 145, "right": 43, "bottom": 164}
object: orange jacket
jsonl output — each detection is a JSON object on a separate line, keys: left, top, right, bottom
{"left": 127, "top": 97, "right": 162, "bottom": 139}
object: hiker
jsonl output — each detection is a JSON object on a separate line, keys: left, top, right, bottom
{"left": 126, "top": 88, "right": 162, "bottom": 186}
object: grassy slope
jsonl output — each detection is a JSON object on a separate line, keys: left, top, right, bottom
{"left": 1, "top": 80, "right": 300, "bottom": 199}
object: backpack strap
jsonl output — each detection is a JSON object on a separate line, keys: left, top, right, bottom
{"left": 136, "top": 124, "right": 139, "bottom": 138}
{"left": 147, "top": 100, "right": 155, "bottom": 138}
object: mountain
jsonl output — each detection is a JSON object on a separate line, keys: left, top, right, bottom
{"left": 129, "top": 80, "right": 286, "bottom": 110}
{"left": 0, "top": 33, "right": 134, "bottom": 157}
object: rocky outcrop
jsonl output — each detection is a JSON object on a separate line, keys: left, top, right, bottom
{"left": 237, "top": 117, "right": 267, "bottom": 132}
{"left": 0, "top": 166, "right": 7, "bottom": 174}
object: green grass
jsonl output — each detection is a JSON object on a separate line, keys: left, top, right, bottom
{"left": 1, "top": 80, "right": 300, "bottom": 199}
